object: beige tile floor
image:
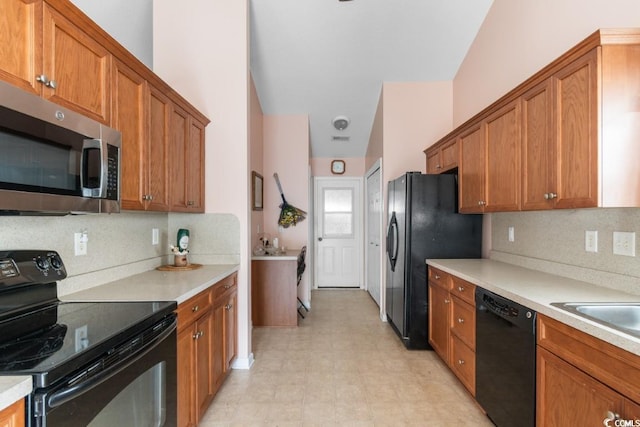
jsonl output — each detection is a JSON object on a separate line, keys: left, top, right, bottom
{"left": 200, "top": 289, "right": 493, "bottom": 426}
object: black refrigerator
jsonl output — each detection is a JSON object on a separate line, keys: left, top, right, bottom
{"left": 385, "top": 172, "right": 482, "bottom": 349}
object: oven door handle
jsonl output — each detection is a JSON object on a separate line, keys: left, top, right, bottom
{"left": 47, "top": 317, "right": 176, "bottom": 409}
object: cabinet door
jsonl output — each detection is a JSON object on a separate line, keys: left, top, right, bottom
{"left": 211, "top": 301, "right": 226, "bottom": 392}
{"left": 224, "top": 291, "right": 237, "bottom": 371}
{"left": 426, "top": 148, "right": 441, "bottom": 174}
{"left": 458, "top": 124, "right": 485, "bottom": 213}
{"left": 625, "top": 399, "right": 640, "bottom": 420}
{"left": 522, "top": 79, "right": 555, "bottom": 210}
{"left": 42, "top": 4, "right": 111, "bottom": 124}
{"left": 553, "top": 49, "right": 598, "bottom": 209}
{"left": 0, "top": 0, "right": 41, "bottom": 94}
{"left": 428, "top": 284, "right": 450, "bottom": 363}
{"left": 147, "top": 85, "right": 171, "bottom": 211}
{"left": 187, "top": 118, "right": 205, "bottom": 211}
{"left": 440, "top": 138, "right": 459, "bottom": 172}
{"left": 485, "top": 100, "right": 521, "bottom": 212}
{"left": 195, "top": 312, "right": 214, "bottom": 421}
{"left": 113, "top": 59, "right": 147, "bottom": 211}
{"left": 0, "top": 398, "right": 24, "bottom": 427}
{"left": 176, "top": 326, "right": 196, "bottom": 427}
{"left": 169, "top": 105, "right": 190, "bottom": 211}
{"left": 537, "top": 346, "right": 624, "bottom": 427}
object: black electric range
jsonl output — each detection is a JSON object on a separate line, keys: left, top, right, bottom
{"left": 0, "top": 250, "right": 178, "bottom": 426}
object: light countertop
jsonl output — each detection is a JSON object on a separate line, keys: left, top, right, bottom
{"left": 427, "top": 258, "right": 640, "bottom": 355}
{"left": 0, "top": 377, "right": 31, "bottom": 412}
{"left": 252, "top": 249, "right": 301, "bottom": 261}
{"left": 61, "top": 264, "right": 239, "bottom": 304}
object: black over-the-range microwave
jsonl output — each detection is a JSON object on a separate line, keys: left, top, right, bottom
{"left": 0, "top": 79, "right": 121, "bottom": 215}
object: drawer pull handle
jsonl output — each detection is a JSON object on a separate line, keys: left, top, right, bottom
{"left": 192, "top": 305, "right": 199, "bottom": 313}
{"left": 457, "top": 318, "right": 465, "bottom": 324}
{"left": 224, "top": 284, "right": 232, "bottom": 289}
{"left": 457, "top": 286, "right": 465, "bottom": 292}
{"left": 193, "top": 331, "right": 204, "bottom": 340}
{"left": 458, "top": 359, "right": 465, "bottom": 365}
{"left": 605, "top": 411, "right": 620, "bottom": 422}
{"left": 434, "top": 274, "right": 440, "bottom": 279}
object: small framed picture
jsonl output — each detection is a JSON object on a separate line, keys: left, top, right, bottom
{"left": 252, "top": 171, "right": 263, "bottom": 211}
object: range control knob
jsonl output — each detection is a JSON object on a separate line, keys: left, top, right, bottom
{"left": 35, "top": 256, "right": 51, "bottom": 271}
{"left": 49, "top": 254, "right": 63, "bottom": 270}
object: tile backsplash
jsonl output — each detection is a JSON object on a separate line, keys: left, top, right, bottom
{"left": 491, "top": 208, "right": 640, "bottom": 295}
{"left": 0, "top": 211, "right": 239, "bottom": 295}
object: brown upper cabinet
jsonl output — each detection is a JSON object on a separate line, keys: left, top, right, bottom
{"left": 426, "top": 137, "right": 459, "bottom": 173}
{"left": 427, "top": 29, "right": 640, "bottom": 211}
{"left": 0, "top": 0, "right": 210, "bottom": 213}
{"left": 0, "top": 0, "right": 111, "bottom": 123}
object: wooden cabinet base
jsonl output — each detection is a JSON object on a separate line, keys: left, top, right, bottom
{"left": 251, "top": 260, "right": 297, "bottom": 327}
{"left": 0, "top": 399, "right": 24, "bottom": 427}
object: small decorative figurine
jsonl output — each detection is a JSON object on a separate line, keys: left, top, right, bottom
{"left": 170, "top": 229, "right": 190, "bottom": 266}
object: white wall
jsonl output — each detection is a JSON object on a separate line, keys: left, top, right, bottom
{"left": 153, "top": 0, "right": 253, "bottom": 368}
{"left": 70, "top": 0, "right": 153, "bottom": 68}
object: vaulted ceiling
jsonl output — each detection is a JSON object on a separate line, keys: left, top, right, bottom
{"left": 249, "top": 0, "right": 494, "bottom": 158}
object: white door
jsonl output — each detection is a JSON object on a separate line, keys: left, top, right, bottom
{"left": 314, "top": 177, "right": 363, "bottom": 288}
{"left": 365, "top": 165, "right": 382, "bottom": 307}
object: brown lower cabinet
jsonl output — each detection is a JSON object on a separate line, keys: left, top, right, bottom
{"left": 176, "top": 273, "right": 237, "bottom": 427}
{"left": 427, "top": 266, "right": 476, "bottom": 396}
{"left": 537, "top": 314, "right": 640, "bottom": 426}
{"left": 0, "top": 399, "right": 24, "bottom": 427}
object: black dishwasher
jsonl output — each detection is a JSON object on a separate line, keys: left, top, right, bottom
{"left": 475, "top": 288, "right": 536, "bottom": 427}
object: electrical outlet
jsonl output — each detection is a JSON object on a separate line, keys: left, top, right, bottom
{"left": 508, "top": 226, "right": 515, "bottom": 242}
{"left": 152, "top": 228, "right": 159, "bottom": 245}
{"left": 75, "top": 325, "right": 89, "bottom": 351}
{"left": 585, "top": 230, "right": 598, "bottom": 253}
{"left": 74, "top": 232, "right": 87, "bottom": 256}
{"left": 613, "top": 231, "right": 636, "bottom": 257}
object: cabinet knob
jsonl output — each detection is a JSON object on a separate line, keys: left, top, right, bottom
{"left": 191, "top": 305, "right": 199, "bottom": 313}
{"left": 187, "top": 201, "right": 194, "bottom": 206}
{"left": 436, "top": 164, "right": 442, "bottom": 169}
{"left": 224, "top": 283, "right": 232, "bottom": 289}
{"left": 434, "top": 274, "right": 441, "bottom": 279}
{"left": 458, "top": 359, "right": 465, "bottom": 365}
{"left": 457, "top": 317, "right": 465, "bottom": 324}
{"left": 477, "top": 200, "right": 486, "bottom": 206}
{"left": 193, "top": 330, "right": 203, "bottom": 340}
{"left": 458, "top": 286, "right": 465, "bottom": 292}
{"left": 444, "top": 299, "right": 450, "bottom": 304}
{"left": 605, "top": 411, "right": 620, "bottom": 422}
{"left": 225, "top": 303, "right": 233, "bottom": 311}
{"left": 46, "top": 79, "right": 57, "bottom": 89}
{"left": 544, "top": 192, "right": 557, "bottom": 200}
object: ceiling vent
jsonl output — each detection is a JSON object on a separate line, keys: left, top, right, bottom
{"left": 332, "top": 136, "right": 350, "bottom": 142}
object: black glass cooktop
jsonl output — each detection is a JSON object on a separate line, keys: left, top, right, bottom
{"left": 0, "top": 300, "right": 176, "bottom": 387}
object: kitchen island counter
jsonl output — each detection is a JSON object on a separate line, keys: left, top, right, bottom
{"left": 62, "top": 264, "right": 239, "bottom": 304}
{"left": 427, "top": 258, "right": 640, "bottom": 355}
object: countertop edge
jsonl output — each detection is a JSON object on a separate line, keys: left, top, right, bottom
{"left": 61, "top": 264, "right": 240, "bottom": 305}
{"left": 427, "top": 259, "right": 640, "bottom": 356}
{"left": 0, "top": 376, "right": 31, "bottom": 412}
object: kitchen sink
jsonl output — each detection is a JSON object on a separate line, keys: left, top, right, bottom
{"left": 551, "top": 302, "right": 640, "bottom": 338}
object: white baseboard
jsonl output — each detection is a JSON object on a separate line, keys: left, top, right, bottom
{"left": 231, "top": 353, "right": 254, "bottom": 370}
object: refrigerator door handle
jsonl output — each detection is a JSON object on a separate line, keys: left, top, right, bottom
{"left": 387, "top": 212, "right": 399, "bottom": 271}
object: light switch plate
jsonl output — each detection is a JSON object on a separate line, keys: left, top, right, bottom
{"left": 152, "top": 228, "right": 159, "bottom": 245}
{"left": 613, "top": 231, "right": 635, "bottom": 257}
{"left": 508, "top": 226, "right": 515, "bottom": 242}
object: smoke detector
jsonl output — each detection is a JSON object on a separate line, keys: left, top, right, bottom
{"left": 332, "top": 116, "right": 350, "bottom": 131}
